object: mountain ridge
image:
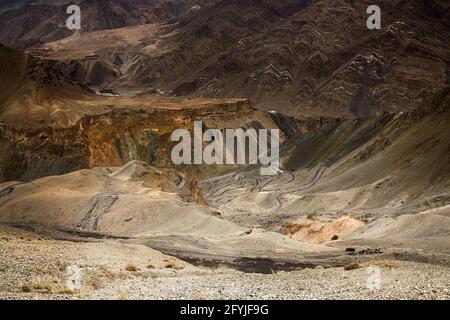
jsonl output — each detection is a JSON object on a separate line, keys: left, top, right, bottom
{"left": 17, "top": 0, "right": 449, "bottom": 117}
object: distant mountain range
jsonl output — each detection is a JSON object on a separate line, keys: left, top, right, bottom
{"left": 1, "top": 0, "right": 449, "bottom": 117}
{"left": 0, "top": 0, "right": 218, "bottom": 47}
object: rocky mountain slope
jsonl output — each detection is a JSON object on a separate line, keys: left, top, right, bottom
{"left": 202, "top": 87, "right": 450, "bottom": 253}
{"left": 0, "top": 0, "right": 218, "bottom": 48}
{"left": 0, "top": 44, "right": 280, "bottom": 182}
{"left": 1, "top": 85, "right": 448, "bottom": 272}
{"left": 24, "top": 0, "right": 450, "bottom": 117}
{"left": 0, "top": 161, "right": 336, "bottom": 271}
{"left": 0, "top": 0, "right": 449, "bottom": 300}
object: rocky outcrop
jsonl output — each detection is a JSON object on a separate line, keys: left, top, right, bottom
{"left": 0, "top": 44, "right": 282, "bottom": 182}
{"left": 0, "top": 99, "right": 279, "bottom": 182}
{"left": 269, "top": 111, "right": 343, "bottom": 138}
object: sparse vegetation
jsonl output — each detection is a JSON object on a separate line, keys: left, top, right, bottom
{"left": 344, "top": 260, "right": 402, "bottom": 271}
{"left": 164, "top": 259, "right": 184, "bottom": 271}
{"left": 331, "top": 235, "right": 339, "bottom": 241}
{"left": 58, "top": 288, "right": 74, "bottom": 295}
{"left": 20, "top": 284, "right": 31, "bottom": 292}
{"left": 125, "top": 263, "right": 139, "bottom": 272}
{"left": 344, "top": 263, "right": 362, "bottom": 271}
{"left": 32, "top": 282, "right": 52, "bottom": 292}
{"left": 361, "top": 260, "right": 401, "bottom": 269}
{"left": 55, "top": 260, "right": 69, "bottom": 272}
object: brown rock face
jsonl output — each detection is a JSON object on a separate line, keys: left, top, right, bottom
{"left": 0, "top": 100, "right": 279, "bottom": 182}
{"left": 0, "top": 44, "right": 282, "bottom": 182}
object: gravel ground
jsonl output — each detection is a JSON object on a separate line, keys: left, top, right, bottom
{"left": 89, "top": 262, "right": 450, "bottom": 300}
{"left": 1, "top": 225, "right": 449, "bottom": 300}
{"left": 0, "top": 225, "right": 199, "bottom": 299}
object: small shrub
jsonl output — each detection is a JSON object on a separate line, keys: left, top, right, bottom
{"left": 125, "top": 263, "right": 139, "bottom": 272}
{"left": 165, "top": 260, "right": 184, "bottom": 271}
{"left": 344, "top": 263, "right": 362, "bottom": 271}
{"left": 32, "top": 283, "right": 51, "bottom": 292}
{"left": 58, "top": 288, "right": 74, "bottom": 295}
{"left": 20, "top": 284, "right": 31, "bottom": 293}
{"left": 331, "top": 235, "right": 339, "bottom": 241}
{"left": 361, "top": 260, "right": 401, "bottom": 269}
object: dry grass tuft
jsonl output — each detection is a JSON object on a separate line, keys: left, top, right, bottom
{"left": 58, "top": 288, "right": 74, "bottom": 295}
{"left": 164, "top": 259, "right": 184, "bottom": 271}
{"left": 125, "top": 263, "right": 139, "bottom": 272}
{"left": 20, "top": 284, "right": 31, "bottom": 292}
{"left": 361, "top": 260, "right": 401, "bottom": 269}
{"left": 344, "top": 263, "right": 362, "bottom": 271}
{"left": 345, "top": 260, "right": 402, "bottom": 271}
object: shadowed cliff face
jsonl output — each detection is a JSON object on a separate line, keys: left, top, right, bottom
{"left": 22, "top": 0, "right": 450, "bottom": 118}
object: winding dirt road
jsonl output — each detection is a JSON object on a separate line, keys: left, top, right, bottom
{"left": 201, "top": 164, "right": 328, "bottom": 213}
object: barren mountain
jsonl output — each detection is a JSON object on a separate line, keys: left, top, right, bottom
{"left": 0, "top": 44, "right": 280, "bottom": 181}
{"left": 0, "top": 161, "right": 336, "bottom": 271}
{"left": 203, "top": 87, "right": 450, "bottom": 254}
{"left": 27, "top": 0, "right": 450, "bottom": 117}
{"left": 0, "top": 87, "right": 448, "bottom": 274}
{"left": 1, "top": 41, "right": 449, "bottom": 263}
{"left": 0, "top": 0, "right": 449, "bottom": 300}
{"left": 0, "top": 0, "right": 218, "bottom": 48}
